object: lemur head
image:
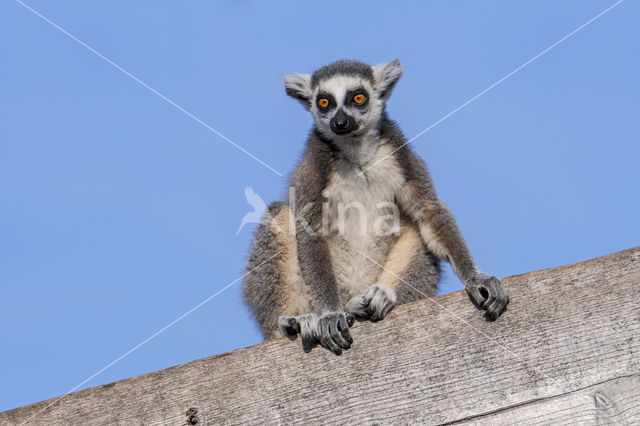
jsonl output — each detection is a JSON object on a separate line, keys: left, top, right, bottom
{"left": 284, "top": 59, "right": 403, "bottom": 142}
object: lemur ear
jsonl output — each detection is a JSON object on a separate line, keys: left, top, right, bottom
{"left": 283, "top": 73, "right": 313, "bottom": 110}
{"left": 372, "top": 59, "right": 403, "bottom": 101}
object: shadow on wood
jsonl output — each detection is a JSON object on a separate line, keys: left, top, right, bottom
{"left": 2, "top": 247, "right": 639, "bottom": 425}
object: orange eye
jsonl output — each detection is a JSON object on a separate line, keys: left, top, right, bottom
{"left": 353, "top": 93, "right": 366, "bottom": 104}
{"left": 318, "top": 98, "right": 330, "bottom": 108}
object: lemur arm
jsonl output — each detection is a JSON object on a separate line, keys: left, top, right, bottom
{"left": 289, "top": 140, "right": 344, "bottom": 314}
{"left": 295, "top": 224, "right": 343, "bottom": 313}
{"left": 398, "top": 190, "right": 478, "bottom": 283}
{"left": 395, "top": 148, "right": 509, "bottom": 319}
{"left": 283, "top": 138, "right": 353, "bottom": 354}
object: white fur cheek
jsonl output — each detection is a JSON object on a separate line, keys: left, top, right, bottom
{"left": 358, "top": 99, "right": 385, "bottom": 133}
{"left": 368, "top": 98, "right": 385, "bottom": 118}
{"left": 314, "top": 120, "right": 334, "bottom": 140}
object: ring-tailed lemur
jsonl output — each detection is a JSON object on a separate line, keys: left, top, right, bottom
{"left": 243, "top": 59, "right": 509, "bottom": 355}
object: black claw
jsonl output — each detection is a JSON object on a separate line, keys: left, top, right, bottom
{"left": 346, "top": 313, "right": 355, "bottom": 327}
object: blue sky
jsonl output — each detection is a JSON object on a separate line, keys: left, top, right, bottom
{"left": 1, "top": 0, "right": 638, "bottom": 412}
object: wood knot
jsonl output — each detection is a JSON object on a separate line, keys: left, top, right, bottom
{"left": 185, "top": 407, "right": 199, "bottom": 425}
{"left": 593, "top": 392, "right": 613, "bottom": 411}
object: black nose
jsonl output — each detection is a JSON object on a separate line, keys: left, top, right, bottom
{"left": 335, "top": 117, "right": 348, "bottom": 130}
{"left": 330, "top": 109, "right": 356, "bottom": 135}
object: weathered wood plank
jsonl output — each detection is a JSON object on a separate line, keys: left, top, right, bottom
{"left": 2, "top": 247, "right": 639, "bottom": 425}
{"left": 453, "top": 374, "right": 640, "bottom": 425}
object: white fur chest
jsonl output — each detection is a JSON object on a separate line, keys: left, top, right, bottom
{"left": 322, "top": 142, "right": 405, "bottom": 299}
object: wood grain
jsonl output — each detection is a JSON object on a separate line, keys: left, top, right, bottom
{"left": 2, "top": 247, "right": 639, "bottom": 425}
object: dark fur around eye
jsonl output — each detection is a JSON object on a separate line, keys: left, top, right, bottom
{"left": 316, "top": 92, "right": 336, "bottom": 111}
{"left": 346, "top": 89, "right": 369, "bottom": 107}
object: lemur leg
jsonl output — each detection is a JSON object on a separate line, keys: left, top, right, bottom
{"left": 346, "top": 226, "right": 441, "bottom": 320}
{"left": 242, "top": 202, "right": 315, "bottom": 340}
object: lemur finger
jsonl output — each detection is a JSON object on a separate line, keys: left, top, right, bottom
{"left": 484, "top": 277, "right": 508, "bottom": 312}
{"left": 318, "top": 314, "right": 352, "bottom": 353}
{"left": 278, "top": 316, "right": 300, "bottom": 337}
{"left": 345, "top": 295, "right": 367, "bottom": 317}
{"left": 370, "top": 291, "right": 395, "bottom": 320}
{"left": 485, "top": 305, "right": 500, "bottom": 321}
{"left": 483, "top": 291, "right": 496, "bottom": 310}
{"left": 300, "top": 334, "right": 318, "bottom": 353}
{"left": 345, "top": 312, "right": 355, "bottom": 327}
{"left": 331, "top": 329, "right": 351, "bottom": 349}
{"left": 326, "top": 319, "right": 349, "bottom": 349}
{"left": 296, "top": 314, "right": 320, "bottom": 340}
{"left": 333, "top": 319, "right": 352, "bottom": 347}
{"left": 316, "top": 318, "right": 340, "bottom": 353}
{"left": 379, "top": 302, "right": 395, "bottom": 320}
{"left": 337, "top": 315, "right": 353, "bottom": 344}
{"left": 320, "top": 334, "right": 343, "bottom": 355}
{"left": 486, "top": 293, "right": 509, "bottom": 320}
{"left": 466, "top": 287, "right": 485, "bottom": 307}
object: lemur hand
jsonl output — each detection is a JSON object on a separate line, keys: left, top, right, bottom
{"left": 317, "top": 312, "right": 353, "bottom": 355}
{"left": 279, "top": 312, "right": 355, "bottom": 355}
{"left": 465, "top": 274, "right": 509, "bottom": 320}
{"left": 346, "top": 284, "right": 397, "bottom": 321}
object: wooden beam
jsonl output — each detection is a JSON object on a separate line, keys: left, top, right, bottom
{"left": 2, "top": 247, "right": 639, "bottom": 425}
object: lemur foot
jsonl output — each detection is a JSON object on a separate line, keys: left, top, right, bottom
{"left": 346, "top": 284, "right": 397, "bottom": 321}
{"left": 279, "top": 312, "right": 354, "bottom": 355}
{"left": 465, "top": 274, "right": 509, "bottom": 321}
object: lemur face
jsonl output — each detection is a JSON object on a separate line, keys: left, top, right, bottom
{"left": 311, "top": 75, "right": 378, "bottom": 138}
{"left": 284, "top": 59, "right": 403, "bottom": 142}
